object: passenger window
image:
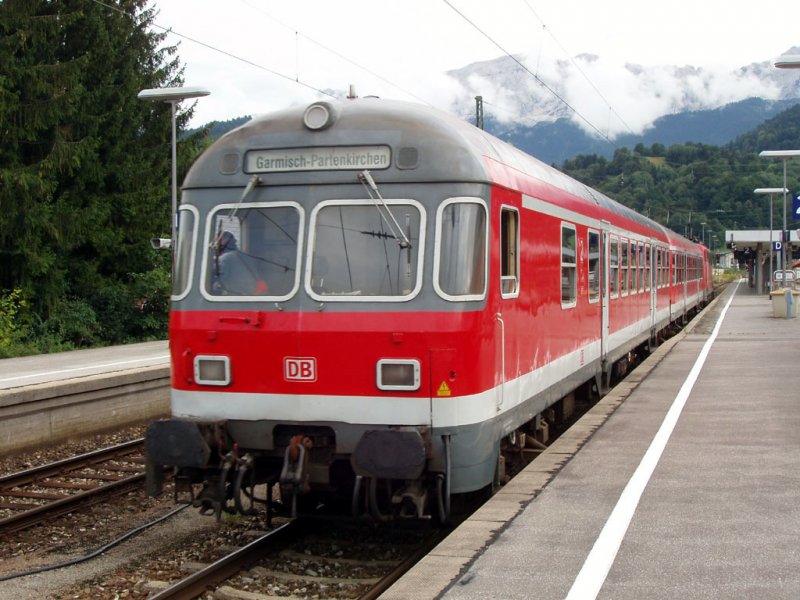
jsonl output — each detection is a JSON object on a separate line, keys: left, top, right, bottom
{"left": 588, "top": 230, "right": 600, "bottom": 303}
{"left": 621, "top": 239, "right": 629, "bottom": 296}
{"left": 610, "top": 236, "right": 619, "bottom": 299}
{"left": 561, "top": 224, "right": 577, "bottom": 307}
{"left": 500, "top": 207, "right": 520, "bottom": 297}
{"left": 638, "top": 243, "right": 645, "bottom": 292}
{"left": 435, "top": 199, "right": 487, "bottom": 300}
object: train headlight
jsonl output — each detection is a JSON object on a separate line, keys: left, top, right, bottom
{"left": 303, "top": 102, "right": 338, "bottom": 131}
{"left": 194, "top": 355, "right": 231, "bottom": 386}
{"left": 376, "top": 359, "right": 420, "bottom": 391}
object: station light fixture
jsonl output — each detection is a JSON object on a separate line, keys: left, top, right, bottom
{"left": 774, "top": 54, "right": 800, "bottom": 69}
{"left": 138, "top": 86, "right": 211, "bottom": 253}
{"left": 754, "top": 188, "right": 789, "bottom": 292}
{"left": 759, "top": 152, "right": 800, "bottom": 274}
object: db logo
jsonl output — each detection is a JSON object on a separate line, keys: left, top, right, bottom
{"left": 284, "top": 357, "right": 317, "bottom": 382}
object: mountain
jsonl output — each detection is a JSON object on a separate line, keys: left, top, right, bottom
{"left": 489, "top": 97, "right": 800, "bottom": 165}
{"left": 191, "top": 49, "right": 800, "bottom": 165}
{"left": 450, "top": 47, "right": 800, "bottom": 163}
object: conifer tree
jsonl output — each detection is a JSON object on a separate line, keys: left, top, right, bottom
{"left": 0, "top": 0, "right": 188, "bottom": 349}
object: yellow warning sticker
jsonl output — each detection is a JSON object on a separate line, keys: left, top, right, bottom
{"left": 437, "top": 381, "right": 451, "bottom": 397}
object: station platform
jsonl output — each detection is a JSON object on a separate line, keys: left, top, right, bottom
{"left": 383, "top": 281, "right": 800, "bottom": 599}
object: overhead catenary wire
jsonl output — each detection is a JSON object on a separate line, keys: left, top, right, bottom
{"left": 90, "top": 0, "right": 336, "bottom": 100}
{"left": 519, "top": 0, "right": 638, "bottom": 138}
{"left": 237, "top": 0, "right": 435, "bottom": 107}
{"left": 442, "top": 0, "right": 618, "bottom": 147}
{"left": 95, "top": 0, "right": 439, "bottom": 108}
{"left": 96, "top": 0, "right": 633, "bottom": 145}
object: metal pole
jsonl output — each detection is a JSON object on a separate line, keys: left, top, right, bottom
{"left": 475, "top": 96, "right": 484, "bottom": 130}
{"left": 170, "top": 100, "right": 178, "bottom": 254}
{"left": 769, "top": 193, "right": 774, "bottom": 292}
{"left": 783, "top": 158, "right": 788, "bottom": 274}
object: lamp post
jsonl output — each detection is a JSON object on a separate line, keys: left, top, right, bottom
{"left": 138, "top": 86, "right": 210, "bottom": 250}
{"left": 700, "top": 222, "right": 706, "bottom": 246}
{"left": 759, "top": 151, "right": 800, "bottom": 276}
{"left": 762, "top": 54, "right": 800, "bottom": 283}
{"left": 754, "top": 188, "right": 787, "bottom": 293}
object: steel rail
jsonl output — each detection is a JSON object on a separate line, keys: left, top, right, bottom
{"left": 149, "top": 519, "right": 300, "bottom": 600}
{"left": 360, "top": 527, "right": 452, "bottom": 600}
{"left": 0, "top": 439, "right": 146, "bottom": 533}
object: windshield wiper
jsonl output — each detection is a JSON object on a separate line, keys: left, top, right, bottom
{"left": 358, "top": 169, "right": 412, "bottom": 249}
{"left": 211, "top": 174, "right": 262, "bottom": 251}
{"left": 228, "top": 174, "right": 262, "bottom": 222}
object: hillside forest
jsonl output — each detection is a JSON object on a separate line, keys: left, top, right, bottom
{"left": 1, "top": 0, "right": 799, "bottom": 357}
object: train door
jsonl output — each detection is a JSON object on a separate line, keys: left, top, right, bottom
{"left": 649, "top": 243, "right": 657, "bottom": 338}
{"left": 497, "top": 206, "right": 520, "bottom": 412}
{"left": 599, "top": 230, "right": 610, "bottom": 365}
{"left": 681, "top": 253, "right": 688, "bottom": 317}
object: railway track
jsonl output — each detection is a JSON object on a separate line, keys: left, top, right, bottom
{"left": 0, "top": 438, "right": 147, "bottom": 533}
{"left": 147, "top": 517, "right": 447, "bottom": 600}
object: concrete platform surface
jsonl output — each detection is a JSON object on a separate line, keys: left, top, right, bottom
{"left": 0, "top": 340, "right": 168, "bottom": 390}
{"left": 383, "top": 281, "right": 800, "bottom": 599}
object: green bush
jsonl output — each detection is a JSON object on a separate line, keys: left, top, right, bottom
{"left": 0, "top": 288, "right": 27, "bottom": 357}
{"left": 44, "top": 298, "right": 102, "bottom": 349}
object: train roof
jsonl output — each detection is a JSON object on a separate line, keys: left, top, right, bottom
{"left": 184, "top": 98, "right": 700, "bottom": 252}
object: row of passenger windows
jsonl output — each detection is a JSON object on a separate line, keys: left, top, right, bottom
{"left": 171, "top": 198, "right": 703, "bottom": 306}
{"left": 172, "top": 198, "right": 491, "bottom": 302}
{"left": 560, "top": 225, "right": 705, "bottom": 308}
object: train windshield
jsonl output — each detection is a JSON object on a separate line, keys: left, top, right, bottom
{"left": 203, "top": 203, "right": 303, "bottom": 300}
{"left": 308, "top": 200, "right": 423, "bottom": 299}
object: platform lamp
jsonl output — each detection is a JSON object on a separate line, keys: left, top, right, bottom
{"left": 762, "top": 53, "right": 800, "bottom": 279}
{"left": 759, "top": 151, "right": 800, "bottom": 275}
{"left": 137, "top": 86, "right": 210, "bottom": 252}
{"left": 754, "top": 188, "right": 787, "bottom": 292}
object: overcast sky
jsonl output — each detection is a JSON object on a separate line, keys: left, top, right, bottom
{"left": 150, "top": 0, "right": 800, "bottom": 132}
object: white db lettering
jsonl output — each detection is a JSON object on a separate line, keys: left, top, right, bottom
{"left": 284, "top": 358, "right": 317, "bottom": 381}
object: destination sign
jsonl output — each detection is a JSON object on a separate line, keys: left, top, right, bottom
{"left": 245, "top": 146, "right": 391, "bottom": 173}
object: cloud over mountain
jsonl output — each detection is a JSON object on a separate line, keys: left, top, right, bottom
{"left": 446, "top": 48, "right": 800, "bottom": 139}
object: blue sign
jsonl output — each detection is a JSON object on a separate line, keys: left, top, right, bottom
{"left": 774, "top": 241, "right": 783, "bottom": 251}
{"left": 794, "top": 192, "right": 800, "bottom": 222}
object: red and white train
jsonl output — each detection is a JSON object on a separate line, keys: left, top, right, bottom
{"left": 146, "top": 98, "right": 713, "bottom": 521}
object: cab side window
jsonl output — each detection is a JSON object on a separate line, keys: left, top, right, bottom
{"left": 500, "top": 207, "right": 520, "bottom": 297}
